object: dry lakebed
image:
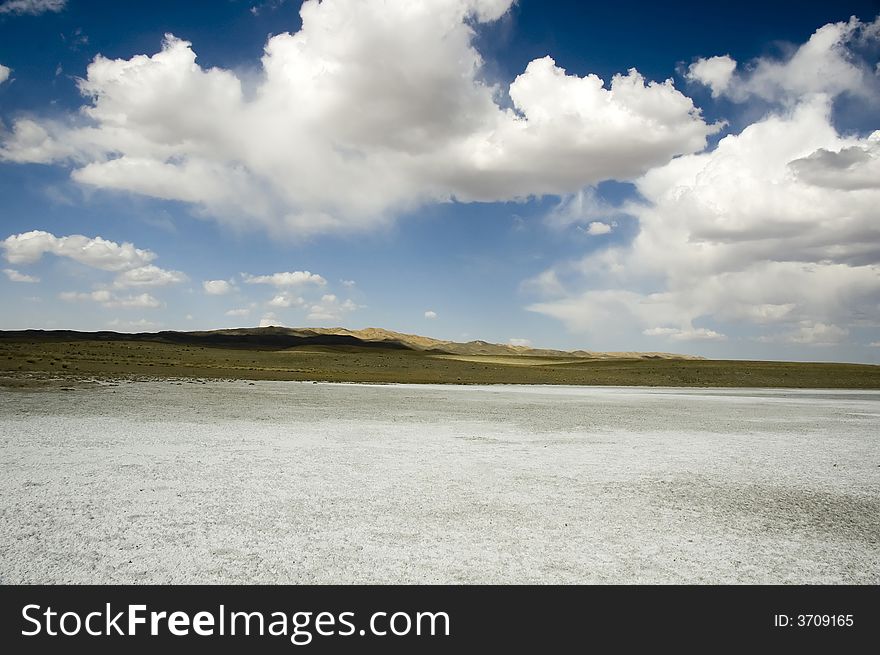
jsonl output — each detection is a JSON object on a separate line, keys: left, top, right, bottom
{"left": 1, "top": 379, "right": 878, "bottom": 584}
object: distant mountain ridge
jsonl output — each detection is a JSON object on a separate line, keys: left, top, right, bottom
{"left": 297, "top": 326, "right": 702, "bottom": 359}
{"left": 0, "top": 326, "right": 702, "bottom": 360}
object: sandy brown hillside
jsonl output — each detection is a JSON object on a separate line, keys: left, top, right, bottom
{"left": 297, "top": 326, "right": 703, "bottom": 360}
{"left": 303, "top": 326, "right": 451, "bottom": 350}
{"left": 0, "top": 326, "right": 703, "bottom": 360}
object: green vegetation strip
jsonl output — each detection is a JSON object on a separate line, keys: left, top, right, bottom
{"left": 1, "top": 339, "right": 879, "bottom": 389}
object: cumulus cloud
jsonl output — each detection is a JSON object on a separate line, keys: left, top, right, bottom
{"left": 424, "top": 310, "right": 438, "bottom": 319}
{"left": 642, "top": 327, "right": 727, "bottom": 342}
{"left": 243, "top": 271, "right": 327, "bottom": 287}
{"left": 584, "top": 222, "right": 612, "bottom": 236}
{"left": 60, "top": 290, "right": 161, "bottom": 308}
{"left": 108, "top": 293, "right": 162, "bottom": 308}
{"left": 686, "top": 55, "right": 736, "bottom": 98}
{"left": 0, "top": 0, "right": 715, "bottom": 236}
{"left": 527, "top": 86, "right": 880, "bottom": 349}
{"left": 2, "top": 230, "right": 184, "bottom": 300}
{"left": 267, "top": 293, "right": 304, "bottom": 308}
{"left": 688, "top": 17, "right": 880, "bottom": 104}
{"left": 113, "top": 264, "right": 186, "bottom": 288}
{"left": 544, "top": 188, "right": 620, "bottom": 229}
{"left": 2, "top": 230, "right": 155, "bottom": 270}
{"left": 3, "top": 268, "right": 39, "bottom": 283}
{"left": 225, "top": 308, "right": 250, "bottom": 317}
{"left": 0, "top": 0, "right": 66, "bottom": 15}
{"left": 258, "top": 312, "right": 284, "bottom": 327}
{"left": 307, "top": 294, "right": 358, "bottom": 322}
{"left": 203, "top": 279, "right": 234, "bottom": 295}
{"left": 508, "top": 338, "right": 531, "bottom": 347}
{"left": 0, "top": 64, "right": 10, "bottom": 85}
{"left": 788, "top": 132, "right": 880, "bottom": 190}
{"left": 2, "top": 230, "right": 184, "bottom": 307}
{"left": 758, "top": 322, "right": 849, "bottom": 346}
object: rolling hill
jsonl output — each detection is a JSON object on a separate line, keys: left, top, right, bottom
{"left": 0, "top": 326, "right": 700, "bottom": 360}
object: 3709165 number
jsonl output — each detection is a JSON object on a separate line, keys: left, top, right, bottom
{"left": 797, "top": 614, "right": 853, "bottom": 627}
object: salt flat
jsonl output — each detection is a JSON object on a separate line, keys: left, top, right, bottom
{"left": 1, "top": 381, "right": 878, "bottom": 584}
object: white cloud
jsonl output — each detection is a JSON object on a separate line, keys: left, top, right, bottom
{"left": 788, "top": 132, "right": 880, "bottom": 191}
{"left": 527, "top": 86, "right": 880, "bottom": 348}
{"left": 108, "top": 293, "right": 162, "bottom": 308}
{"left": 584, "top": 221, "right": 612, "bottom": 235}
{"left": 0, "top": 119, "right": 79, "bottom": 163}
{"left": 341, "top": 279, "right": 356, "bottom": 287}
{"left": 0, "top": 0, "right": 66, "bottom": 15}
{"left": 686, "top": 55, "right": 736, "bottom": 98}
{"left": 113, "top": 264, "right": 186, "bottom": 288}
{"left": 258, "top": 312, "right": 284, "bottom": 327}
{"left": 203, "top": 279, "right": 234, "bottom": 295}
{"left": 107, "top": 317, "right": 160, "bottom": 331}
{"left": 689, "top": 17, "right": 880, "bottom": 104}
{"left": 2, "top": 230, "right": 155, "bottom": 270}
{"left": 545, "top": 188, "right": 619, "bottom": 229}
{"left": 3, "top": 230, "right": 182, "bottom": 312}
{"left": 60, "top": 290, "right": 161, "bottom": 308}
{"left": 3, "top": 268, "right": 39, "bottom": 283}
{"left": 508, "top": 338, "right": 531, "bottom": 347}
{"left": 307, "top": 294, "right": 358, "bottom": 322}
{"left": 60, "top": 290, "right": 111, "bottom": 303}
{"left": 641, "top": 327, "right": 681, "bottom": 338}
{"left": 0, "top": 64, "right": 10, "bottom": 85}
{"left": 758, "top": 322, "right": 849, "bottom": 346}
{"left": 0, "top": 0, "right": 715, "bottom": 236}
{"left": 642, "top": 327, "right": 726, "bottom": 342}
{"left": 225, "top": 308, "right": 250, "bottom": 317}
{"left": 243, "top": 271, "right": 327, "bottom": 287}
{"left": 424, "top": 310, "right": 437, "bottom": 319}
{"left": 267, "top": 293, "right": 304, "bottom": 308}
{"left": 520, "top": 269, "right": 565, "bottom": 297}
{"left": 449, "top": 57, "right": 716, "bottom": 201}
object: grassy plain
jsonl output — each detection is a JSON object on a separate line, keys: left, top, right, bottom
{"left": 1, "top": 338, "right": 879, "bottom": 388}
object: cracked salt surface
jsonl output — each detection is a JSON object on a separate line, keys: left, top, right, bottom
{"left": 1, "top": 381, "right": 878, "bottom": 583}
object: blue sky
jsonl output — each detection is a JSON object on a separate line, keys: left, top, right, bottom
{"left": 1, "top": 0, "right": 879, "bottom": 362}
